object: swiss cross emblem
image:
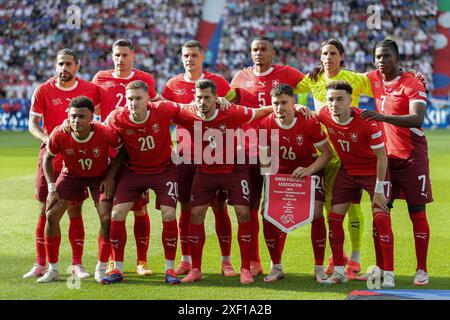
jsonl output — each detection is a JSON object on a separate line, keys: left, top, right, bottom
{"left": 375, "top": 82, "right": 381, "bottom": 89}
{"left": 174, "top": 89, "right": 187, "bottom": 96}
{"left": 246, "top": 81, "right": 255, "bottom": 88}
{"left": 327, "top": 128, "right": 335, "bottom": 135}
{"left": 350, "top": 132, "right": 358, "bottom": 142}
{"left": 296, "top": 134, "right": 303, "bottom": 145}
{"left": 125, "top": 129, "right": 134, "bottom": 135}
{"left": 52, "top": 98, "right": 62, "bottom": 106}
{"left": 152, "top": 123, "right": 159, "bottom": 133}
{"left": 93, "top": 147, "right": 100, "bottom": 157}
{"left": 105, "top": 81, "right": 116, "bottom": 88}
{"left": 219, "top": 124, "right": 227, "bottom": 133}
{"left": 272, "top": 79, "right": 280, "bottom": 87}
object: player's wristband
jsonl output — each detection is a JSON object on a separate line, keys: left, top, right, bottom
{"left": 48, "top": 183, "right": 56, "bottom": 193}
{"left": 374, "top": 181, "right": 386, "bottom": 194}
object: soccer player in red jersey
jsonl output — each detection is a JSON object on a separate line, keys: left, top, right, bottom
{"left": 317, "top": 81, "right": 395, "bottom": 287}
{"left": 230, "top": 37, "right": 305, "bottom": 276}
{"left": 101, "top": 80, "right": 184, "bottom": 285}
{"left": 162, "top": 40, "right": 237, "bottom": 277}
{"left": 174, "top": 79, "right": 273, "bottom": 284}
{"left": 37, "top": 97, "right": 121, "bottom": 283}
{"left": 24, "top": 49, "right": 100, "bottom": 279}
{"left": 258, "top": 84, "right": 333, "bottom": 283}
{"left": 362, "top": 39, "right": 432, "bottom": 286}
{"left": 92, "top": 39, "right": 157, "bottom": 276}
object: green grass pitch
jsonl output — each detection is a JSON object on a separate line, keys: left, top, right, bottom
{"left": 1, "top": 130, "right": 449, "bottom": 300}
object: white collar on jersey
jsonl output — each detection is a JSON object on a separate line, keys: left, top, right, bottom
{"left": 55, "top": 80, "right": 79, "bottom": 91}
{"left": 71, "top": 130, "right": 94, "bottom": 143}
{"left": 382, "top": 75, "right": 402, "bottom": 85}
{"left": 253, "top": 66, "right": 274, "bottom": 77}
{"left": 197, "top": 108, "right": 219, "bottom": 121}
{"left": 275, "top": 116, "right": 297, "bottom": 129}
{"left": 183, "top": 72, "right": 205, "bottom": 83}
{"left": 332, "top": 115, "right": 354, "bottom": 126}
{"left": 112, "top": 70, "right": 136, "bottom": 80}
{"left": 130, "top": 110, "right": 150, "bottom": 124}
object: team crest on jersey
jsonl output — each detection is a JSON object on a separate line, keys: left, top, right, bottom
{"left": 375, "top": 82, "right": 381, "bottom": 89}
{"left": 92, "top": 147, "right": 100, "bottom": 157}
{"left": 105, "top": 81, "right": 116, "bottom": 88}
{"left": 174, "top": 89, "right": 187, "bottom": 96}
{"left": 52, "top": 98, "right": 62, "bottom": 106}
{"left": 296, "top": 134, "right": 304, "bottom": 145}
{"left": 350, "top": 132, "right": 358, "bottom": 143}
{"left": 65, "top": 148, "right": 75, "bottom": 156}
{"left": 125, "top": 129, "right": 134, "bottom": 135}
{"left": 152, "top": 123, "right": 160, "bottom": 133}
{"left": 327, "top": 128, "right": 335, "bottom": 135}
{"left": 272, "top": 80, "right": 280, "bottom": 87}
{"left": 219, "top": 124, "right": 227, "bottom": 133}
{"left": 246, "top": 81, "right": 255, "bottom": 88}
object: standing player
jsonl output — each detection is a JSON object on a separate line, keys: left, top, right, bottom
{"left": 162, "top": 40, "right": 237, "bottom": 276}
{"left": 362, "top": 39, "right": 432, "bottom": 285}
{"left": 317, "top": 80, "right": 394, "bottom": 287}
{"left": 92, "top": 39, "right": 157, "bottom": 276}
{"left": 258, "top": 84, "right": 333, "bottom": 282}
{"left": 175, "top": 80, "right": 274, "bottom": 284}
{"left": 100, "top": 80, "right": 182, "bottom": 285}
{"left": 24, "top": 49, "right": 100, "bottom": 279}
{"left": 38, "top": 97, "right": 121, "bottom": 283}
{"left": 230, "top": 37, "right": 305, "bottom": 276}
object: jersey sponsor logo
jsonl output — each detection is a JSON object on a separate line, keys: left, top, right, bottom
{"left": 119, "top": 83, "right": 127, "bottom": 88}
{"left": 296, "top": 134, "right": 303, "bottom": 145}
{"left": 92, "top": 147, "right": 100, "bottom": 157}
{"left": 65, "top": 148, "right": 75, "bottom": 155}
{"left": 52, "top": 98, "right": 63, "bottom": 106}
{"left": 152, "top": 123, "right": 160, "bottom": 133}
{"left": 258, "top": 81, "right": 266, "bottom": 87}
{"left": 240, "top": 235, "right": 252, "bottom": 243}
{"left": 350, "top": 132, "right": 358, "bottom": 143}
{"left": 125, "top": 129, "right": 135, "bottom": 136}
{"left": 282, "top": 136, "right": 290, "bottom": 143}
{"left": 78, "top": 149, "right": 87, "bottom": 155}
{"left": 337, "top": 130, "right": 346, "bottom": 137}
{"left": 137, "top": 128, "right": 146, "bottom": 133}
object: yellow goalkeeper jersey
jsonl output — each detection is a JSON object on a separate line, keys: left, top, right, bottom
{"left": 294, "top": 69, "right": 373, "bottom": 110}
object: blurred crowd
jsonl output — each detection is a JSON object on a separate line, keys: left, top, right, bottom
{"left": 0, "top": 0, "right": 437, "bottom": 101}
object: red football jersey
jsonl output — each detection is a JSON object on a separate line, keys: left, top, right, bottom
{"left": 318, "top": 107, "right": 385, "bottom": 176}
{"left": 30, "top": 77, "right": 100, "bottom": 136}
{"left": 367, "top": 70, "right": 428, "bottom": 159}
{"left": 162, "top": 71, "right": 231, "bottom": 103}
{"left": 107, "top": 101, "right": 180, "bottom": 174}
{"left": 174, "top": 103, "right": 256, "bottom": 174}
{"left": 231, "top": 64, "right": 304, "bottom": 155}
{"left": 92, "top": 69, "right": 157, "bottom": 121}
{"left": 47, "top": 123, "right": 122, "bottom": 177}
{"left": 259, "top": 112, "right": 328, "bottom": 174}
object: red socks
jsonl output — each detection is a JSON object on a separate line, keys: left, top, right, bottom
{"left": 69, "top": 216, "right": 84, "bottom": 265}
{"left": 212, "top": 205, "right": 232, "bottom": 257}
{"left": 328, "top": 212, "right": 345, "bottom": 266}
{"left": 110, "top": 220, "right": 126, "bottom": 262}
{"left": 263, "top": 219, "right": 282, "bottom": 265}
{"left": 36, "top": 215, "right": 46, "bottom": 266}
{"left": 45, "top": 235, "right": 61, "bottom": 264}
{"left": 409, "top": 210, "right": 430, "bottom": 272}
{"left": 179, "top": 208, "right": 191, "bottom": 256}
{"left": 189, "top": 223, "right": 205, "bottom": 270}
{"left": 98, "top": 234, "right": 111, "bottom": 263}
{"left": 134, "top": 213, "right": 150, "bottom": 262}
{"left": 162, "top": 220, "right": 178, "bottom": 260}
{"left": 250, "top": 208, "right": 260, "bottom": 263}
{"left": 311, "top": 217, "right": 327, "bottom": 266}
{"left": 373, "top": 212, "right": 394, "bottom": 271}
{"left": 372, "top": 222, "right": 384, "bottom": 270}
{"left": 238, "top": 220, "right": 252, "bottom": 270}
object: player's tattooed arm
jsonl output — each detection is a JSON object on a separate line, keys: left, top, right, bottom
{"left": 43, "top": 151, "right": 61, "bottom": 210}
{"left": 361, "top": 101, "right": 426, "bottom": 128}
{"left": 28, "top": 114, "right": 49, "bottom": 145}
{"left": 372, "top": 146, "right": 389, "bottom": 213}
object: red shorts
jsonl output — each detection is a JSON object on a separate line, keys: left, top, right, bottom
{"left": 331, "top": 167, "right": 390, "bottom": 205}
{"left": 389, "top": 148, "right": 433, "bottom": 205}
{"left": 177, "top": 163, "right": 228, "bottom": 205}
{"left": 249, "top": 163, "right": 264, "bottom": 208}
{"left": 113, "top": 165, "right": 177, "bottom": 208}
{"left": 35, "top": 146, "right": 87, "bottom": 202}
{"left": 56, "top": 172, "right": 112, "bottom": 203}
{"left": 191, "top": 166, "right": 250, "bottom": 207}
{"left": 116, "top": 165, "right": 149, "bottom": 210}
